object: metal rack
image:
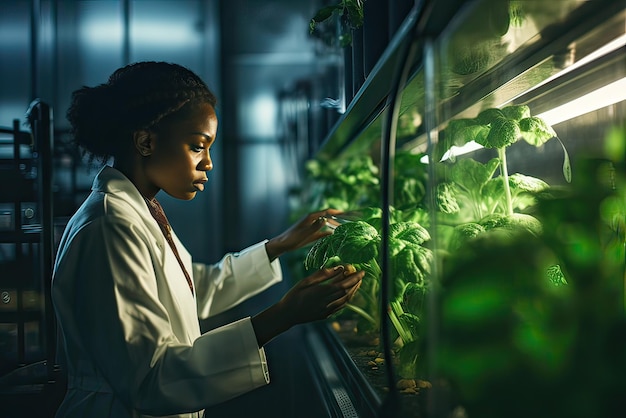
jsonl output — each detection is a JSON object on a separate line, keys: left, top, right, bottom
{"left": 0, "top": 100, "right": 58, "bottom": 397}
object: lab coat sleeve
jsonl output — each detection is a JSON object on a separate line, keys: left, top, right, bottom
{"left": 53, "top": 217, "right": 270, "bottom": 415}
{"left": 192, "top": 240, "right": 283, "bottom": 320}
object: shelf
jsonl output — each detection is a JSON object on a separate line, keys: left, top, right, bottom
{"left": 0, "top": 310, "right": 42, "bottom": 323}
{"left": 304, "top": 323, "right": 381, "bottom": 418}
{"left": 0, "top": 226, "right": 42, "bottom": 243}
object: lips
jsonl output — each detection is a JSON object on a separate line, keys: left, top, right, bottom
{"left": 193, "top": 178, "right": 208, "bottom": 192}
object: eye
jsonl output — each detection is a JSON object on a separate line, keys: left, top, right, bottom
{"left": 190, "top": 144, "right": 205, "bottom": 152}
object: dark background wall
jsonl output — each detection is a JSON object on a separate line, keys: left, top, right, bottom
{"left": 0, "top": 0, "right": 332, "bottom": 263}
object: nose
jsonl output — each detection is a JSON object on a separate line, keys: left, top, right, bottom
{"left": 200, "top": 149, "right": 213, "bottom": 171}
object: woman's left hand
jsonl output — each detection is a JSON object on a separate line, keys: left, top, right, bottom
{"left": 265, "top": 208, "right": 342, "bottom": 261}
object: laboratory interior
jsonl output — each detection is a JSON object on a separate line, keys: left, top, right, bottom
{"left": 0, "top": 0, "right": 625, "bottom": 417}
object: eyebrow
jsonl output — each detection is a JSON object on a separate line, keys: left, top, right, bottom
{"left": 189, "top": 132, "right": 214, "bottom": 141}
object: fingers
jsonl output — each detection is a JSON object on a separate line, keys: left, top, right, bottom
{"left": 308, "top": 208, "right": 344, "bottom": 228}
{"left": 324, "top": 270, "right": 364, "bottom": 309}
{"left": 330, "top": 269, "right": 363, "bottom": 289}
{"left": 295, "top": 263, "right": 364, "bottom": 320}
{"left": 301, "top": 265, "right": 346, "bottom": 286}
{"left": 325, "top": 281, "right": 362, "bottom": 314}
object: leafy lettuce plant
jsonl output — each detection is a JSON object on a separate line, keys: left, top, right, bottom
{"left": 304, "top": 219, "right": 433, "bottom": 376}
{"left": 440, "top": 104, "right": 569, "bottom": 216}
{"left": 435, "top": 105, "right": 567, "bottom": 250}
{"left": 302, "top": 155, "right": 380, "bottom": 213}
{"left": 434, "top": 105, "right": 569, "bottom": 288}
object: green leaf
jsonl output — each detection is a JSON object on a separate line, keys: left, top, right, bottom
{"left": 450, "top": 157, "right": 501, "bottom": 193}
{"left": 304, "top": 236, "right": 332, "bottom": 270}
{"left": 436, "top": 182, "right": 461, "bottom": 214}
{"left": 546, "top": 264, "right": 568, "bottom": 286}
{"left": 508, "top": 173, "right": 550, "bottom": 193}
{"left": 390, "top": 244, "right": 432, "bottom": 289}
{"left": 478, "top": 117, "right": 520, "bottom": 148}
{"left": 479, "top": 213, "right": 511, "bottom": 230}
{"left": 323, "top": 255, "right": 342, "bottom": 268}
{"left": 519, "top": 117, "right": 556, "bottom": 146}
{"left": 389, "top": 222, "right": 431, "bottom": 245}
{"left": 446, "top": 119, "right": 489, "bottom": 147}
{"left": 402, "top": 282, "right": 427, "bottom": 313}
{"left": 311, "top": 5, "right": 340, "bottom": 24}
{"left": 501, "top": 105, "right": 531, "bottom": 121}
{"left": 343, "top": 0, "right": 364, "bottom": 28}
{"left": 555, "top": 136, "right": 572, "bottom": 183}
{"left": 328, "top": 221, "right": 380, "bottom": 264}
{"left": 475, "top": 108, "right": 505, "bottom": 125}
{"left": 309, "top": 5, "right": 341, "bottom": 34}
{"left": 449, "top": 222, "right": 486, "bottom": 251}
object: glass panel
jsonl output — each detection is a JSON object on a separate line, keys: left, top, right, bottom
{"left": 291, "top": 44, "right": 430, "bottom": 418}
{"left": 387, "top": 63, "right": 431, "bottom": 415}
{"left": 290, "top": 90, "right": 388, "bottom": 413}
{"left": 425, "top": 1, "right": 626, "bottom": 417}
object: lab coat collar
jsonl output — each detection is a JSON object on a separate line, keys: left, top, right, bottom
{"left": 91, "top": 165, "right": 165, "bottom": 248}
{"left": 92, "top": 165, "right": 143, "bottom": 199}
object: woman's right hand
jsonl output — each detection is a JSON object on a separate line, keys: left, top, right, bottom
{"left": 251, "top": 265, "right": 364, "bottom": 347}
{"left": 280, "top": 264, "right": 363, "bottom": 324}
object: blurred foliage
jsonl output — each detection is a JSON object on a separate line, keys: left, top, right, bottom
{"left": 309, "top": 0, "right": 364, "bottom": 47}
{"left": 434, "top": 124, "right": 626, "bottom": 418}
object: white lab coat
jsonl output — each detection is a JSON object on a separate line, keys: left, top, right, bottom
{"left": 52, "top": 166, "right": 283, "bottom": 418}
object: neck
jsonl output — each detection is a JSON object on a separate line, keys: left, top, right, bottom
{"left": 113, "top": 156, "right": 159, "bottom": 200}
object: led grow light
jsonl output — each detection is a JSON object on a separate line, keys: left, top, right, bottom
{"left": 536, "top": 77, "right": 626, "bottom": 126}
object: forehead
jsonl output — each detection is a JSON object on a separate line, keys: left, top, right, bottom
{"left": 158, "top": 101, "right": 217, "bottom": 130}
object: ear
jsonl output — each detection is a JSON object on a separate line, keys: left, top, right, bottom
{"left": 133, "top": 130, "right": 153, "bottom": 156}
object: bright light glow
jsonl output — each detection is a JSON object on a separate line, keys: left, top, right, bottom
{"left": 536, "top": 77, "right": 626, "bottom": 125}
{"left": 131, "top": 22, "right": 199, "bottom": 46}
{"left": 242, "top": 95, "right": 277, "bottom": 137}
{"left": 80, "top": 19, "right": 122, "bottom": 45}
{"left": 419, "top": 140, "right": 485, "bottom": 163}
{"left": 80, "top": 19, "right": 198, "bottom": 47}
{"left": 504, "top": 34, "right": 626, "bottom": 105}
{"left": 419, "top": 35, "right": 626, "bottom": 164}
{"left": 440, "top": 140, "right": 484, "bottom": 161}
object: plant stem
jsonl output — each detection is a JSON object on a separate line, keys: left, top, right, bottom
{"left": 344, "top": 304, "right": 378, "bottom": 327}
{"left": 498, "top": 147, "right": 513, "bottom": 216}
{"left": 389, "top": 299, "right": 413, "bottom": 343}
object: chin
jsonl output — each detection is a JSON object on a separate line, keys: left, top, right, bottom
{"left": 183, "top": 192, "right": 198, "bottom": 200}
{"left": 165, "top": 191, "right": 197, "bottom": 201}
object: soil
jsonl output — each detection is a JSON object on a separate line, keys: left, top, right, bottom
{"left": 332, "top": 321, "right": 427, "bottom": 418}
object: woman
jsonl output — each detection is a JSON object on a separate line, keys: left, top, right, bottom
{"left": 52, "top": 61, "right": 363, "bottom": 418}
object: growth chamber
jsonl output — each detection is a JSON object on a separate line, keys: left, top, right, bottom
{"left": 289, "top": 0, "right": 626, "bottom": 417}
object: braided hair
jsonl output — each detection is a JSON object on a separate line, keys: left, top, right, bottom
{"left": 66, "top": 61, "right": 217, "bottom": 163}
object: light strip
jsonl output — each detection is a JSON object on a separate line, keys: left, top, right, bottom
{"left": 425, "top": 76, "right": 626, "bottom": 163}
{"left": 439, "top": 140, "right": 484, "bottom": 162}
{"left": 505, "top": 34, "right": 626, "bottom": 104}
{"left": 420, "top": 36, "right": 626, "bottom": 163}
{"left": 536, "top": 77, "right": 626, "bottom": 125}
{"left": 419, "top": 141, "right": 485, "bottom": 163}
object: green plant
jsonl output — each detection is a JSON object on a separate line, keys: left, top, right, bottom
{"left": 301, "top": 155, "right": 379, "bottom": 214}
{"left": 309, "top": 0, "right": 365, "bottom": 47}
{"left": 434, "top": 105, "right": 566, "bottom": 253}
{"left": 304, "top": 218, "right": 433, "bottom": 376}
{"left": 439, "top": 104, "right": 569, "bottom": 216}
{"left": 436, "top": 150, "right": 626, "bottom": 418}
